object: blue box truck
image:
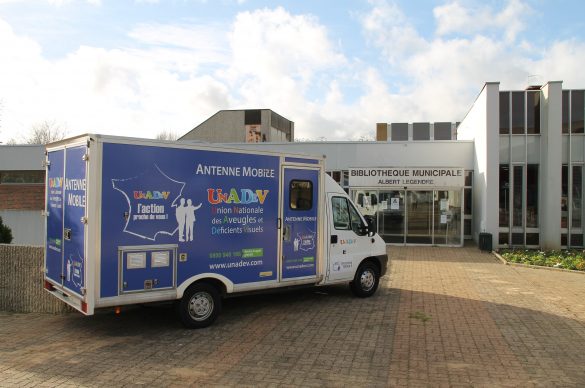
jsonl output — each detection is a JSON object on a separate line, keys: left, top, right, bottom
{"left": 43, "top": 135, "right": 388, "bottom": 328}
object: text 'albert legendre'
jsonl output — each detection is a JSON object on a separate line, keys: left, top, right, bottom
{"left": 196, "top": 164, "right": 275, "bottom": 178}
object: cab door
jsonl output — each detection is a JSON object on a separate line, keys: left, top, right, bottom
{"left": 281, "top": 167, "right": 319, "bottom": 281}
{"left": 328, "top": 194, "right": 371, "bottom": 281}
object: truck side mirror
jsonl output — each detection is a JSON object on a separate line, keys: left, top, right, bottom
{"left": 364, "top": 215, "right": 376, "bottom": 237}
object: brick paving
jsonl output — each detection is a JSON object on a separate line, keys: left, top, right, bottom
{"left": 2, "top": 245, "right": 585, "bottom": 387}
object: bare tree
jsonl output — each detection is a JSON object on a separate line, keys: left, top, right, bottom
{"left": 357, "top": 134, "right": 374, "bottom": 141}
{"left": 18, "top": 120, "right": 68, "bottom": 145}
{"left": 155, "top": 130, "right": 179, "bottom": 141}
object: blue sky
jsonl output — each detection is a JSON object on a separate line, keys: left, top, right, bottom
{"left": 1, "top": 0, "right": 584, "bottom": 142}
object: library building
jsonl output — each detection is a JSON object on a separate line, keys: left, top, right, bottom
{"left": 226, "top": 81, "right": 583, "bottom": 250}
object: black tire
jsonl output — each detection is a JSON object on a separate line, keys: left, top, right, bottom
{"left": 178, "top": 283, "right": 221, "bottom": 329}
{"left": 350, "top": 261, "right": 380, "bottom": 298}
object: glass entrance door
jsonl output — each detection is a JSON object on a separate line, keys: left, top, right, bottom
{"left": 406, "top": 191, "right": 433, "bottom": 244}
{"left": 378, "top": 191, "right": 405, "bottom": 243}
{"left": 434, "top": 190, "right": 462, "bottom": 245}
{"left": 356, "top": 188, "right": 463, "bottom": 246}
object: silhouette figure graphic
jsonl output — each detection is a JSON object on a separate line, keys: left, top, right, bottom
{"left": 185, "top": 199, "right": 202, "bottom": 242}
{"left": 175, "top": 198, "right": 187, "bottom": 242}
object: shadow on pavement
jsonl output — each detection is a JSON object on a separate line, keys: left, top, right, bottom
{"left": 1, "top": 282, "right": 585, "bottom": 386}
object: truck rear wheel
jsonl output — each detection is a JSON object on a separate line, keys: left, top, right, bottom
{"left": 178, "top": 283, "right": 221, "bottom": 329}
{"left": 350, "top": 262, "right": 380, "bottom": 298}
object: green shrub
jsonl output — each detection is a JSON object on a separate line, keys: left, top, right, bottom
{"left": 500, "top": 249, "right": 585, "bottom": 271}
{"left": 0, "top": 216, "right": 13, "bottom": 244}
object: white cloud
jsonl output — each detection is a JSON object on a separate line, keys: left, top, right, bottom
{"left": 228, "top": 7, "right": 345, "bottom": 82}
{"left": 434, "top": 0, "right": 533, "bottom": 43}
{"left": 355, "top": 0, "right": 560, "bottom": 124}
{"left": 0, "top": 17, "right": 230, "bottom": 142}
{"left": 127, "top": 23, "right": 230, "bottom": 73}
{"left": 0, "top": 7, "right": 352, "bottom": 142}
{"left": 1, "top": 2, "right": 585, "bottom": 144}
{"left": 530, "top": 40, "right": 585, "bottom": 88}
{"left": 361, "top": 0, "right": 427, "bottom": 63}
{"left": 0, "top": 0, "right": 102, "bottom": 5}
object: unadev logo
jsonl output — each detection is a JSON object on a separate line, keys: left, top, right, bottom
{"left": 207, "top": 188, "right": 269, "bottom": 205}
{"left": 133, "top": 191, "right": 170, "bottom": 200}
{"left": 49, "top": 177, "right": 63, "bottom": 188}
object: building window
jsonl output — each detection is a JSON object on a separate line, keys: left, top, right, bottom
{"left": 330, "top": 171, "right": 341, "bottom": 184}
{"left": 464, "top": 188, "right": 472, "bottom": 216}
{"left": 512, "top": 233, "right": 524, "bottom": 245}
{"left": 464, "top": 171, "right": 473, "bottom": 187}
{"left": 413, "top": 123, "right": 430, "bottom": 140}
{"left": 499, "top": 92, "right": 510, "bottom": 134}
{"left": 245, "top": 110, "right": 261, "bottom": 125}
{"left": 572, "top": 91, "right": 584, "bottom": 134}
{"left": 391, "top": 123, "right": 408, "bottom": 141}
{"left": 572, "top": 234, "right": 580, "bottom": 247}
{"left": 526, "top": 164, "right": 538, "bottom": 227}
{"left": 562, "top": 90, "right": 570, "bottom": 134}
{"left": 572, "top": 165, "right": 582, "bottom": 228}
{"left": 270, "top": 111, "right": 292, "bottom": 134}
{"left": 0, "top": 170, "right": 45, "bottom": 184}
{"left": 512, "top": 165, "right": 524, "bottom": 227}
{"left": 290, "top": 180, "right": 312, "bottom": 210}
{"left": 511, "top": 92, "right": 525, "bottom": 134}
{"left": 527, "top": 91, "right": 540, "bottom": 134}
{"left": 499, "top": 165, "right": 509, "bottom": 227}
{"left": 526, "top": 233, "right": 539, "bottom": 246}
{"left": 562, "top": 165, "right": 568, "bottom": 228}
{"left": 434, "top": 122, "right": 452, "bottom": 140}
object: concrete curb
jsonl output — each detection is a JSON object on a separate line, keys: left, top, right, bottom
{"left": 493, "top": 251, "right": 585, "bottom": 275}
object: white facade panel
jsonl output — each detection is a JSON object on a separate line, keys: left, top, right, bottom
{"left": 526, "top": 136, "right": 540, "bottom": 164}
{"left": 571, "top": 135, "right": 585, "bottom": 162}
{"left": 0, "top": 210, "right": 44, "bottom": 246}
{"left": 511, "top": 136, "right": 526, "bottom": 163}
{"left": 457, "top": 82, "right": 500, "bottom": 243}
{"left": 232, "top": 141, "right": 474, "bottom": 172}
{"left": 0, "top": 145, "right": 45, "bottom": 170}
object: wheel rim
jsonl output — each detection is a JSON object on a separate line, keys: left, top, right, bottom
{"left": 188, "top": 291, "right": 214, "bottom": 321}
{"left": 360, "top": 269, "right": 375, "bottom": 292}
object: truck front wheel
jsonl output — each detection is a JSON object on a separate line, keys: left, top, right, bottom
{"left": 350, "top": 262, "right": 380, "bottom": 298}
{"left": 178, "top": 283, "right": 221, "bottom": 329}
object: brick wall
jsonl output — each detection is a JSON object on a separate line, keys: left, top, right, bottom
{"left": 0, "top": 185, "right": 45, "bottom": 210}
{"left": 0, "top": 244, "right": 72, "bottom": 313}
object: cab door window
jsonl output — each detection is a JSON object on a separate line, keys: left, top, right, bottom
{"left": 349, "top": 202, "right": 366, "bottom": 234}
{"left": 332, "top": 197, "right": 350, "bottom": 229}
{"left": 332, "top": 196, "right": 367, "bottom": 235}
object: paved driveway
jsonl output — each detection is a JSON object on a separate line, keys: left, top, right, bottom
{"left": 2, "top": 245, "right": 585, "bottom": 387}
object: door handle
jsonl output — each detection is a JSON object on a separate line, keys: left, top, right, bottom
{"left": 330, "top": 235, "right": 338, "bottom": 244}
